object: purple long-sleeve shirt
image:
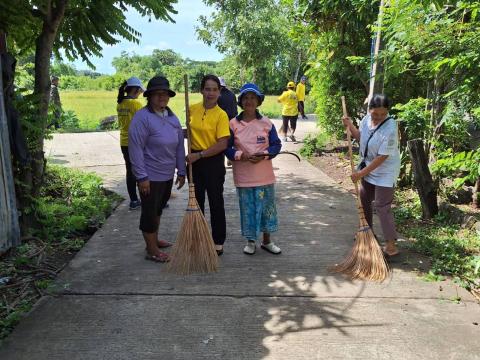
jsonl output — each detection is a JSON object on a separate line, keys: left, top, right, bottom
{"left": 128, "top": 107, "right": 186, "bottom": 182}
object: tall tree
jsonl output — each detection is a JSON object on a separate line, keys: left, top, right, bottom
{"left": 196, "top": 0, "right": 294, "bottom": 85}
{"left": 0, "top": 0, "right": 177, "bottom": 232}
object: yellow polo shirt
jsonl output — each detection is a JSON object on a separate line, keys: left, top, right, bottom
{"left": 189, "top": 102, "right": 230, "bottom": 150}
{"left": 278, "top": 89, "right": 298, "bottom": 116}
{"left": 296, "top": 82, "right": 306, "bottom": 101}
{"left": 117, "top": 98, "right": 143, "bottom": 146}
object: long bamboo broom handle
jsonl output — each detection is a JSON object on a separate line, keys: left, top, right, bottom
{"left": 341, "top": 96, "right": 368, "bottom": 221}
{"left": 184, "top": 74, "right": 193, "bottom": 184}
{"left": 341, "top": 96, "right": 359, "bottom": 192}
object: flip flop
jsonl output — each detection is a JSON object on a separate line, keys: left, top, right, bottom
{"left": 215, "top": 246, "right": 224, "bottom": 256}
{"left": 382, "top": 246, "right": 400, "bottom": 257}
{"left": 261, "top": 243, "right": 282, "bottom": 255}
{"left": 145, "top": 253, "right": 170, "bottom": 263}
{"left": 157, "top": 240, "right": 172, "bottom": 248}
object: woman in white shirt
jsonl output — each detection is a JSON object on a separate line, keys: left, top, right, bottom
{"left": 342, "top": 94, "right": 401, "bottom": 256}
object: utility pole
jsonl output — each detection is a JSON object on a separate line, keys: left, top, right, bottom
{"left": 369, "top": 0, "right": 387, "bottom": 100}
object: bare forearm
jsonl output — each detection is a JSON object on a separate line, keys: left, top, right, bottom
{"left": 342, "top": 116, "right": 360, "bottom": 141}
{"left": 358, "top": 155, "right": 388, "bottom": 177}
{"left": 348, "top": 123, "right": 360, "bottom": 141}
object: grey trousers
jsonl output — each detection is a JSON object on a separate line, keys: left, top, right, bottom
{"left": 359, "top": 179, "right": 398, "bottom": 240}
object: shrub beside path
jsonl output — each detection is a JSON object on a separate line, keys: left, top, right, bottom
{"left": 1, "top": 117, "right": 479, "bottom": 359}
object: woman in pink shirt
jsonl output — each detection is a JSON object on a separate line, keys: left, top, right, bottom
{"left": 225, "top": 83, "right": 282, "bottom": 255}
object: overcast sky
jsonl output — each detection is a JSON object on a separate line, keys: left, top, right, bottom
{"left": 71, "top": 1, "right": 223, "bottom": 74}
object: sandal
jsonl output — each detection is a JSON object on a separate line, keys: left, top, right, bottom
{"left": 145, "top": 252, "right": 170, "bottom": 263}
{"left": 382, "top": 246, "right": 400, "bottom": 257}
{"left": 157, "top": 240, "right": 172, "bottom": 248}
{"left": 261, "top": 242, "right": 282, "bottom": 255}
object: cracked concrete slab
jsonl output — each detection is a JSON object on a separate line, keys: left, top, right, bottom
{"left": 2, "top": 119, "right": 479, "bottom": 359}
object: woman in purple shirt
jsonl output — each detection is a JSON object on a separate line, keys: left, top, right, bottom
{"left": 129, "top": 76, "right": 186, "bottom": 263}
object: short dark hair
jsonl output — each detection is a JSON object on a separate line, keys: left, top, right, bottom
{"left": 201, "top": 74, "right": 221, "bottom": 90}
{"left": 368, "top": 94, "right": 391, "bottom": 110}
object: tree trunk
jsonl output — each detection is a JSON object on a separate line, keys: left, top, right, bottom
{"left": 18, "top": 1, "right": 67, "bottom": 232}
{"left": 408, "top": 139, "right": 438, "bottom": 219}
{"left": 473, "top": 178, "right": 480, "bottom": 209}
{"left": 0, "top": 35, "right": 21, "bottom": 250}
{"left": 293, "top": 51, "right": 302, "bottom": 83}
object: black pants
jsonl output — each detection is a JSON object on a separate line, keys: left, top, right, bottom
{"left": 282, "top": 115, "right": 298, "bottom": 133}
{"left": 191, "top": 152, "right": 226, "bottom": 245}
{"left": 121, "top": 146, "right": 139, "bottom": 202}
{"left": 298, "top": 101, "right": 305, "bottom": 117}
{"left": 139, "top": 180, "right": 173, "bottom": 233}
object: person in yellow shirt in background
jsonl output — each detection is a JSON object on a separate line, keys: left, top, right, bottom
{"left": 277, "top": 81, "right": 299, "bottom": 142}
{"left": 186, "top": 74, "right": 230, "bottom": 256}
{"left": 296, "top": 75, "right": 308, "bottom": 120}
{"left": 117, "top": 77, "right": 145, "bottom": 210}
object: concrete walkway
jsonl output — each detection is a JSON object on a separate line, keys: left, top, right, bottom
{"left": 1, "top": 118, "right": 479, "bottom": 359}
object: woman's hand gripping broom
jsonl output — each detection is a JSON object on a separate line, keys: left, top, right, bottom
{"left": 330, "top": 96, "right": 390, "bottom": 281}
{"left": 166, "top": 75, "right": 219, "bottom": 275}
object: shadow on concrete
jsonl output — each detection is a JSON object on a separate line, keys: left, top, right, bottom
{"left": 1, "top": 155, "right": 476, "bottom": 359}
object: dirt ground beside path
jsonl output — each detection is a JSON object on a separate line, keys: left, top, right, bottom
{"left": 309, "top": 151, "right": 353, "bottom": 193}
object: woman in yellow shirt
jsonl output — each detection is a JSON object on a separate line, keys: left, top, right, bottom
{"left": 277, "top": 81, "right": 299, "bottom": 142}
{"left": 117, "top": 77, "right": 145, "bottom": 210}
{"left": 186, "top": 74, "right": 230, "bottom": 255}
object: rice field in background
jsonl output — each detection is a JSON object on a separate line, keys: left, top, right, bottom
{"left": 61, "top": 90, "right": 314, "bottom": 130}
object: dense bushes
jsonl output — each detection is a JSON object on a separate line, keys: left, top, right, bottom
{"left": 33, "top": 165, "right": 118, "bottom": 241}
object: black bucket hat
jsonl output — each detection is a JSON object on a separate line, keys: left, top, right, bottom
{"left": 143, "top": 76, "right": 176, "bottom": 97}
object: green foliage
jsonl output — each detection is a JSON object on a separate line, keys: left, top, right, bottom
{"left": 296, "top": 0, "right": 378, "bottom": 137}
{"left": 51, "top": 61, "right": 77, "bottom": 77}
{"left": 111, "top": 49, "right": 183, "bottom": 82}
{"left": 0, "top": 299, "right": 32, "bottom": 340}
{"left": 57, "top": 49, "right": 220, "bottom": 93}
{"left": 431, "top": 149, "right": 480, "bottom": 188}
{"left": 61, "top": 90, "right": 288, "bottom": 130}
{"left": 393, "top": 98, "right": 431, "bottom": 141}
{"left": 61, "top": 90, "right": 202, "bottom": 129}
{"left": 299, "top": 132, "right": 330, "bottom": 158}
{"left": 53, "top": 1, "right": 178, "bottom": 68}
{"left": 197, "top": 0, "right": 308, "bottom": 94}
{"left": 58, "top": 110, "right": 80, "bottom": 131}
{"left": 0, "top": 165, "right": 119, "bottom": 341}
{"left": 1, "top": 0, "right": 179, "bottom": 234}
{"left": 33, "top": 165, "right": 116, "bottom": 241}
{"left": 382, "top": 1, "right": 480, "bottom": 149}
{"left": 394, "top": 189, "right": 480, "bottom": 291}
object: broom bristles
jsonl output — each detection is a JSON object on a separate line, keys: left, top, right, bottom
{"left": 331, "top": 98, "right": 390, "bottom": 282}
{"left": 331, "top": 212, "right": 390, "bottom": 282}
{"left": 166, "top": 184, "right": 219, "bottom": 275}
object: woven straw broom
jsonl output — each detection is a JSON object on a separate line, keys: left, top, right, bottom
{"left": 331, "top": 96, "right": 390, "bottom": 282}
{"left": 166, "top": 75, "right": 218, "bottom": 275}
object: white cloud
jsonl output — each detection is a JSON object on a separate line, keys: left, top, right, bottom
{"left": 126, "top": 41, "right": 170, "bottom": 55}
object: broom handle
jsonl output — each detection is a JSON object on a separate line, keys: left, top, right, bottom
{"left": 184, "top": 74, "right": 193, "bottom": 183}
{"left": 341, "top": 96, "right": 364, "bottom": 211}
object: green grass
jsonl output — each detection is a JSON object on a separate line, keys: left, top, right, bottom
{"left": 62, "top": 90, "right": 315, "bottom": 130}
{"left": 394, "top": 189, "right": 480, "bottom": 293}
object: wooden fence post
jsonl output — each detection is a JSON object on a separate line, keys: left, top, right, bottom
{"left": 407, "top": 138, "right": 438, "bottom": 219}
{"left": 0, "top": 32, "right": 21, "bottom": 252}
